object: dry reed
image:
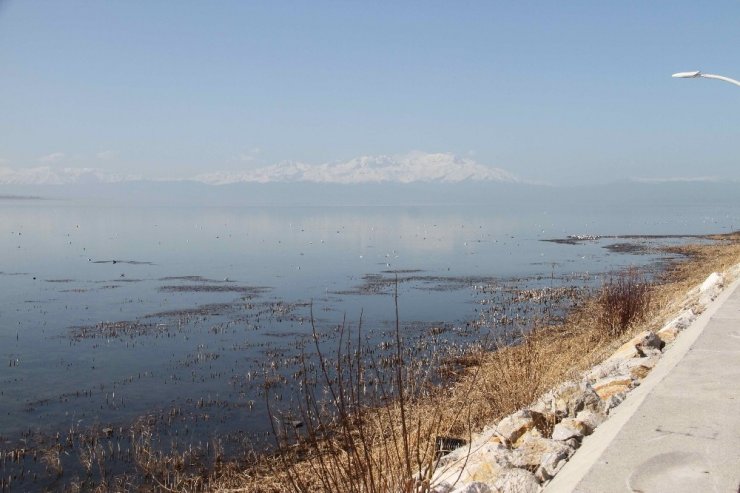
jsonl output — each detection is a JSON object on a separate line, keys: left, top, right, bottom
{"left": 120, "top": 232, "right": 740, "bottom": 493}
{"left": 596, "top": 267, "right": 652, "bottom": 337}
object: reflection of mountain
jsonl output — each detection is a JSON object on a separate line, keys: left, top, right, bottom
{"left": 0, "top": 180, "right": 738, "bottom": 208}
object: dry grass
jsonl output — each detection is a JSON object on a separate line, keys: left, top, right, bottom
{"left": 204, "top": 233, "right": 740, "bottom": 493}
{"left": 258, "top": 292, "right": 482, "bottom": 493}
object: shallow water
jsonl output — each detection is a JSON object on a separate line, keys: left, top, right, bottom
{"left": 0, "top": 197, "right": 737, "bottom": 485}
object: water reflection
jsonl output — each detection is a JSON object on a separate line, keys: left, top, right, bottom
{"left": 0, "top": 199, "right": 738, "bottom": 487}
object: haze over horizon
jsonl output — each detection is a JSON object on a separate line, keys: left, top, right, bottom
{"left": 1, "top": 1, "right": 739, "bottom": 187}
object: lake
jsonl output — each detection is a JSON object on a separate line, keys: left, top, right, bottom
{"left": 0, "top": 195, "right": 738, "bottom": 483}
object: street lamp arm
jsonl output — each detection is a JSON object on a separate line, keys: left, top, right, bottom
{"left": 699, "top": 73, "right": 740, "bottom": 87}
{"left": 672, "top": 70, "right": 740, "bottom": 88}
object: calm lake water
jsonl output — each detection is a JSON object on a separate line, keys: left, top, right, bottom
{"left": 0, "top": 196, "right": 738, "bottom": 471}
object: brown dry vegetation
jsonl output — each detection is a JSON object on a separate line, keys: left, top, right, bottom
{"left": 152, "top": 233, "right": 740, "bottom": 493}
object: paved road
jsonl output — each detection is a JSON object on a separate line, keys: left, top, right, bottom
{"left": 546, "top": 278, "right": 740, "bottom": 493}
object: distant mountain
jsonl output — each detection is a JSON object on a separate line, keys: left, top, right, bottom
{"left": 0, "top": 152, "right": 517, "bottom": 187}
{"left": 194, "top": 152, "right": 518, "bottom": 185}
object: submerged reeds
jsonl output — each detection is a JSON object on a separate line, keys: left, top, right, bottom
{"left": 3, "top": 233, "right": 738, "bottom": 492}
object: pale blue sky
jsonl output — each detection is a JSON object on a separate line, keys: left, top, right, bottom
{"left": 0, "top": 1, "right": 738, "bottom": 185}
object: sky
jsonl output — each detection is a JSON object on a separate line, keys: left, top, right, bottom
{"left": 0, "top": 1, "right": 739, "bottom": 186}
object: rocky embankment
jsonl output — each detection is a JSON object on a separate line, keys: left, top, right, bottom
{"left": 431, "top": 265, "right": 740, "bottom": 493}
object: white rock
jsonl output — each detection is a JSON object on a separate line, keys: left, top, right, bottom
{"left": 634, "top": 331, "right": 664, "bottom": 356}
{"left": 603, "top": 391, "right": 627, "bottom": 414}
{"left": 433, "top": 484, "right": 455, "bottom": 493}
{"left": 606, "top": 333, "right": 643, "bottom": 361}
{"left": 562, "top": 437, "right": 580, "bottom": 450}
{"left": 543, "top": 380, "right": 601, "bottom": 418}
{"left": 585, "top": 359, "right": 623, "bottom": 382}
{"left": 433, "top": 443, "right": 512, "bottom": 487}
{"left": 670, "top": 309, "right": 696, "bottom": 331}
{"left": 538, "top": 444, "right": 575, "bottom": 481}
{"left": 622, "top": 355, "right": 660, "bottom": 380}
{"left": 593, "top": 375, "right": 634, "bottom": 400}
{"left": 586, "top": 353, "right": 657, "bottom": 383}
{"left": 495, "top": 409, "right": 546, "bottom": 445}
{"left": 551, "top": 417, "right": 588, "bottom": 441}
{"left": 530, "top": 391, "right": 554, "bottom": 415}
{"left": 493, "top": 468, "right": 540, "bottom": 493}
{"left": 511, "top": 433, "right": 574, "bottom": 475}
{"left": 575, "top": 409, "right": 607, "bottom": 434}
{"left": 451, "top": 482, "right": 494, "bottom": 493}
{"left": 700, "top": 272, "right": 723, "bottom": 293}
{"left": 699, "top": 272, "right": 724, "bottom": 305}
{"left": 536, "top": 456, "right": 569, "bottom": 482}
{"left": 437, "top": 430, "right": 504, "bottom": 469}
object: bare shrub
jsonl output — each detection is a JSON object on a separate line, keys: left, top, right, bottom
{"left": 597, "top": 267, "right": 652, "bottom": 337}
{"left": 267, "top": 284, "right": 479, "bottom": 493}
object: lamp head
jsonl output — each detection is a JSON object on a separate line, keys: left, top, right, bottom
{"left": 672, "top": 71, "right": 702, "bottom": 78}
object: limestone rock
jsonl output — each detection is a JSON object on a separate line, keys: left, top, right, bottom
{"left": 629, "top": 362, "right": 653, "bottom": 380}
{"left": 575, "top": 409, "right": 607, "bottom": 434}
{"left": 670, "top": 309, "right": 696, "bottom": 331}
{"left": 468, "top": 460, "right": 507, "bottom": 483}
{"left": 603, "top": 391, "right": 627, "bottom": 414}
{"left": 538, "top": 444, "right": 575, "bottom": 481}
{"left": 699, "top": 272, "right": 723, "bottom": 305}
{"left": 548, "top": 380, "right": 602, "bottom": 418}
{"left": 585, "top": 359, "right": 623, "bottom": 382}
{"left": 551, "top": 417, "right": 588, "bottom": 441}
{"left": 593, "top": 375, "right": 633, "bottom": 400}
{"left": 657, "top": 309, "right": 696, "bottom": 344}
{"left": 618, "top": 355, "right": 659, "bottom": 380}
{"left": 451, "top": 482, "right": 495, "bottom": 493}
{"left": 656, "top": 325, "right": 680, "bottom": 344}
{"left": 586, "top": 355, "right": 656, "bottom": 383}
{"left": 433, "top": 484, "right": 455, "bottom": 493}
{"left": 700, "top": 272, "right": 723, "bottom": 292}
{"left": 634, "top": 331, "right": 664, "bottom": 356}
{"left": 511, "top": 433, "right": 574, "bottom": 477}
{"left": 562, "top": 437, "right": 580, "bottom": 449}
{"left": 517, "top": 427, "right": 545, "bottom": 444}
{"left": 487, "top": 435, "right": 505, "bottom": 446}
{"left": 607, "top": 330, "right": 663, "bottom": 361}
{"left": 434, "top": 443, "right": 512, "bottom": 487}
{"left": 530, "top": 393, "right": 554, "bottom": 416}
{"left": 437, "top": 429, "right": 506, "bottom": 469}
{"left": 608, "top": 337, "right": 642, "bottom": 361}
{"left": 493, "top": 468, "right": 540, "bottom": 493}
{"left": 495, "top": 409, "right": 547, "bottom": 445}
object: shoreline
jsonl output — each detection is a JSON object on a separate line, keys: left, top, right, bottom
{"left": 1, "top": 233, "right": 737, "bottom": 491}
{"left": 545, "top": 269, "right": 740, "bottom": 492}
{"left": 434, "top": 257, "right": 740, "bottom": 492}
{"left": 215, "top": 232, "right": 740, "bottom": 492}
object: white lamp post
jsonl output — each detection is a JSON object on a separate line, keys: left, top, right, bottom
{"left": 672, "top": 71, "right": 740, "bottom": 87}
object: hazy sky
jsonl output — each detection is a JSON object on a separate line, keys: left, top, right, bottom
{"left": 1, "top": 1, "right": 738, "bottom": 186}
